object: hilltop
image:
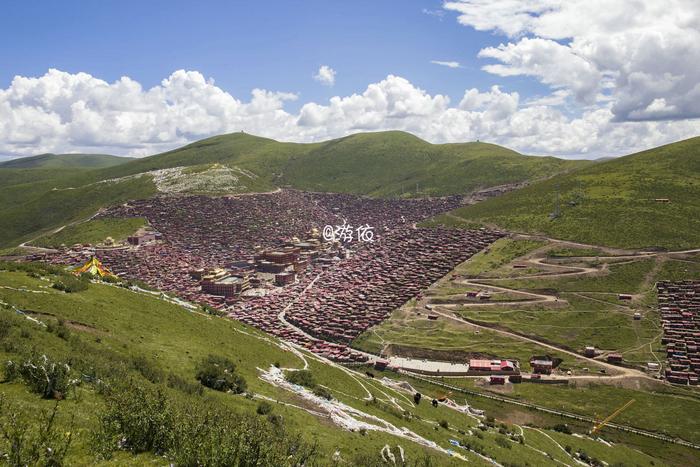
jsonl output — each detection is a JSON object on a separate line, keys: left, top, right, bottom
{"left": 429, "top": 136, "right": 700, "bottom": 250}
{"left": 0, "top": 153, "right": 132, "bottom": 169}
{"left": 0, "top": 131, "right": 587, "bottom": 248}
{"left": 100, "top": 131, "right": 589, "bottom": 197}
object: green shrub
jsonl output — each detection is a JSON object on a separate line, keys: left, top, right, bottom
{"left": 93, "top": 382, "right": 174, "bottom": 457}
{"left": 94, "top": 381, "right": 319, "bottom": 465}
{"left": 285, "top": 369, "right": 316, "bottom": 388}
{"left": 195, "top": 355, "right": 247, "bottom": 394}
{"left": 495, "top": 436, "right": 511, "bottom": 449}
{"left": 166, "top": 373, "right": 203, "bottom": 396}
{"left": 312, "top": 386, "right": 333, "bottom": 401}
{"left": 256, "top": 401, "right": 273, "bottom": 415}
{"left": 131, "top": 354, "right": 164, "bottom": 384}
{"left": 0, "top": 396, "right": 73, "bottom": 466}
{"left": 6, "top": 354, "right": 73, "bottom": 399}
{"left": 552, "top": 423, "right": 572, "bottom": 434}
{"left": 47, "top": 319, "right": 71, "bottom": 340}
{"left": 52, "top": 274, "right": 89, "bottom": 293}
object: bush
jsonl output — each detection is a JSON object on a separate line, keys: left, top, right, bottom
{"left": 552, "top": 423, "right": 572, "bottom": 434}
{"left": 47, "top": 319, "right": 71, "bottom": 340}
{"left": 131, "top": 354, "right": 164, "bottom": 384}
{"left": 6, "top": 354, "right": 73, "bottom": 399}
{"left": 312, "top": 386, "right": 333, "bottom": 401}
{"left": 166, "top": 373, "right": 203, "bottom": 396}
{"left": 94, "top": 381, "right": 319, "bottom": 466}
{"left": 93, "top": 382, "right": 174, "bottom": 456}
{"left": 0, "top": 396, "right": 73, "bottom": 466}
{"left": 195, "top": 355, "right": 247, "bottom": 394}
{"left": 495, "top": 436, "right": 511, "bottom": 449}
{"left": 52, "top": 274, "right": 89, "bottom": 293}
{"left": 100, "top": 274, "right": 120, "bottom": 284}
{"left": 256, "top": 401, "right": 273, "bottom": 415}
{"left": 285, "top": 369, "right": 316, "bottom": 388}
{"left": 439, "top": 419, "right": 449, "bottom": 429}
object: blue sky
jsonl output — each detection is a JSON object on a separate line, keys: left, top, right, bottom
{"left": 0, "top": 1, "right": 697, "bottom": 159}
{"left": 0, "top": 0, "right": 545, "bottom": 112}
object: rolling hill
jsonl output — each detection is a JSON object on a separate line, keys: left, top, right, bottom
{"left": 0, "top": 153, "right": 132, "bottom": 169}
{"left": 429, "top": 136, "right": 700, "bottom": 250}
{"left": 99, "top": 131, "right": 588, "bottom": 197}
{"left": 0, "top": 131, "right": 588, "bottom": 248}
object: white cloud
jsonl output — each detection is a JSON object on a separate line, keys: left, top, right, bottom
{"left": 422, "top": 8, "right": 445, "bottom": 20}
{"left": 444, "top": 0, "right": 700, "bottom": 121}
{"left": 0, "top": 69, "right": 698, "bottom": 160}
{"left": 430, "top": 60, "right": 462, "bottom": 69}
{"left": 313, "top": 65, "right": 336, "bottom": 86}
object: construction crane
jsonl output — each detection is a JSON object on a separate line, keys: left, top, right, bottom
{"left": 591, "top": 399, "right": 635, "bottom": 434}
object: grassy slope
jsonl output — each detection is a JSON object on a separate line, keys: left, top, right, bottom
{"left": 0, "top": 270, "right": 461, "bottom": 465}
{"left": 0, "top": 175, "right": 157, "bottom": 248}
{"left": 29, "top": 217, "right": 148, "bottom": 248}
{"left": 0, "top": 268, "right": 676, "bottom": 465}
{"left": 277, "top": 132, "right": 586, "bottom": 197}
{"left": 0, "top": 131, "right": 587, "bottom": 248}
{"left": 434, "top": 136, "right": 700, "bottom": 250}
{"left": 0, "top": 153, "right": 132, "bottom": 169}
{"left": 101, "top": 131, "right": 588, "bottom": 197}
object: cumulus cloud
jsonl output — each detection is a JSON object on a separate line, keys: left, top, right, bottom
{"left": 0, "top": 69, "right": 698, "bottom": 159}
{"left": 313, "top": 65, "right": 336, "bottom": 86}
{"left": 430, "top": 60, "right": 462, "bottom": 69}
{"left": 444, "top": 0, "right": 700, "bottom": 121}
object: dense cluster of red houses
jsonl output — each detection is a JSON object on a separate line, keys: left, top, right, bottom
{"left": 658, "top": 280, "right": 700, "bottom": 385}
{"left": 43, "top": 190, "right": 501, "bottom": 362}
{"left": 280, "top": 228, "right": 504, "bottom": 343}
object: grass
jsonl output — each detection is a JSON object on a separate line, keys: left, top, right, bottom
{"left": 0, "top": 130, "right": 587, "bottom": 248}
{"left": 432, "top": 136, "right": 700, "bottom": 250}
{"left": 29, "top": 217, "right": 148, "bottom": 248}
{"left": 372, "top": 369, "right": 699, "bottom": 466}
{"left": 2, "top": 265, "right": 680, "bottom": 465}
{"left": 445, "top": 377, "right": 700, "bottom": 446}
{"left": 352, "top": 304, "right": 602, "bottom": 373}
{"left": 493, "top": 257, "right": 656, "bottom": 293}
{"left": 453, "top": 237, "right": 548, "bottom": 278}
{"left": 0, "top": 153, "right": 131, "bottom": 169}
{"left": 0, "top": 174, "right": 157, "bottom": 248}
{"left": 0, "top": 268, "right": 500, "bottom": 465}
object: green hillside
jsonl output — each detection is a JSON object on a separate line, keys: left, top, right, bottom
{"left": 0, "top": 175, "right": 157, "bottom": 248}
{"left": 29, "top": 217, "right": 148, "bottom": 249}
{"left": 0, "top": 131, "right": 588, "bottom": 248}
{"left": 0, "top": 153, "right": 132, "bottom": 169}
{"left": 430, "top": 136, "right": 700, "bottom": 250}
{"left": 101, "top": 131, "right": 588, "bottom": 197}
{"left": 0, "top": 263, "right": 676, "bottom": 465}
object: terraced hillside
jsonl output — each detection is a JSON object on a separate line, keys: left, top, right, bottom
{"left": 430, "top": 137, "right": 700, "bottom": 250}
